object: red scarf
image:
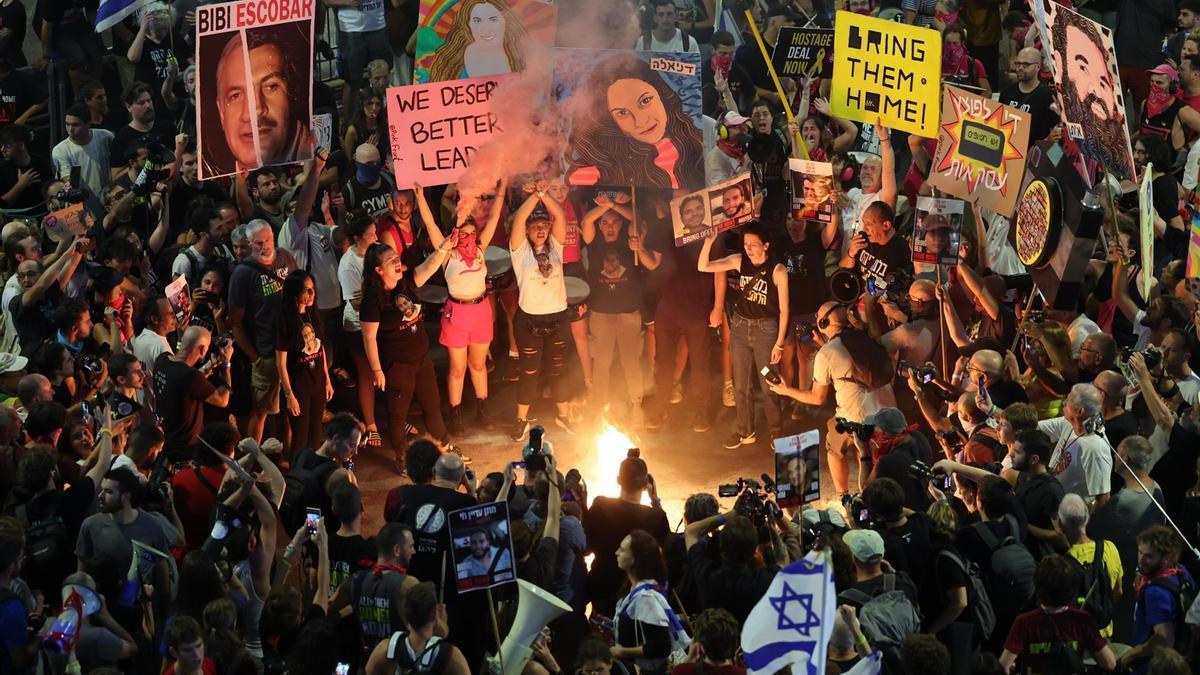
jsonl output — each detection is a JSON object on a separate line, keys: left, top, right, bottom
{"left": 1136, "top": 565, "right": 1180, "bottom": 596}
{"left": 371, "top": 562, "right": 408, "bottom": 576}
{"left": 454, "top": 239, "right": 479, "bottom": 268}
{"left": 1146, "top": 83, "right": 1177, "bottom": 119}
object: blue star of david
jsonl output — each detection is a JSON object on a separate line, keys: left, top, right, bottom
{"left": 769, "top": 581, "right": 820, "bottom": 636}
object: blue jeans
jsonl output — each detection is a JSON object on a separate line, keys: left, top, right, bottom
{"left": 729, "top": 314, "right": 781, "bottom": 438}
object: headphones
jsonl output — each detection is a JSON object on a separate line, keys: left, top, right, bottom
{"left": 718, "top": 122, "right": 731, "bottom": 141}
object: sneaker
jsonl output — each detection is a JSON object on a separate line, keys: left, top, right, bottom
{"left": 722, "top": 431, "right": 756, "bottom": 449}
{"left": 644, "top": 410, "right": 665, "bottom": 431}
{"left": 447, "top": 406, "right": 465, "bottom": 435}
{"left": 669, "top": 381, "right": 684, "bottom": 404}
{"left": 692, "top": 414, "right": 711, "bottom": 433}
{"left": 445, "top": 444, "right": 473, "bottom": 465}
{"left": 554, "top": 415, "right": 576, "bottom": 435}
{"left": 476, "top": 399, "right": 494, "bottom": 429}
{"left": 722, "top": 381, "right": 735, "bottom": 408}
{"left": 510, "top": 418, "right": 530, "bottom": 442}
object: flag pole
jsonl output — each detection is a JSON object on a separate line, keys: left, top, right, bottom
{"left": 743, "top": 10, "right": 810, "bottom": 161}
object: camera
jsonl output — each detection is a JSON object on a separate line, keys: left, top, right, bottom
{"left": 720, "top": 475, "right": 780, "bottom": 529}
{"left": 1122, "top": 345, "right": 1163, "bottom": 371}
{"left": 897, "top": 360, "right": 936, "bottom": 384}
{"left": 79, "top": 353, "right": 104, "bottom": 377}
{"left": 834, "top": 417, "right": 875, "bottom": 441}
{"left": 523, "top": 425, "right": 549, "bottom": 475}
{"left": 909, "top": 459, "right": 953, "bottom": 490}
{"left": 564, "top": 468, "right": 586, "bottom": 503}
{"left": 53, "top": 185, "right": 88, "bottom": 204}
{"left": 936, "top": 428, "right": 966, "bottom": 453}
{"left": 841, "top": 492, "right": 871, "bottom": 526}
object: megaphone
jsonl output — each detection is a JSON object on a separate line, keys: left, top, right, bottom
{"left": 494, "top": 579, "right": 571, "bottom": 675}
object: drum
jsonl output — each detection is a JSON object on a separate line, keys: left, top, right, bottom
{"left": 565, "top": 276, "right": 590, "bottom": 323}
{"left": 414, "top": 283, "right": 449, "bottom": 314}
{"left": 485, "top": 246, "right": 515, "bottom": 293}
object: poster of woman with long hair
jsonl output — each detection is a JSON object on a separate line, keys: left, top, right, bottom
{"left": 555, "top": 49, "right": 705, "bottom": 191}
{"left": 415, "top": 0, "right": 557, "bottom": 84}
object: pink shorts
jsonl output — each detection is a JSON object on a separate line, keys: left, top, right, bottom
{"left": 439, "top": 298, "right": 494, "bottom": 348}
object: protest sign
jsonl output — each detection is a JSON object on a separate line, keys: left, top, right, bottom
{"left": 772, "top": 27, "right": 834, "bottom": 78}
{"left": 195, "top": 0, "right": 314, "bottom": 180}
{"left": 926, "top": 85, "right": 1031, "bottom": 217}
{"left": 1140, "top": 166, "right": 1154, "bottom": 299}
{"left": 671, "top": 173, "right": 755, "bottom": 247}
{"left": 414, "top": 0, "right": 558, "bottom": 84}
{"left": 555, "top": 49, "right": 705, "bottom": 191}
{"left": 313, "top": 113, "right": 332, "bottom": 154}
{"left": 912, "top": 196, "right": 964, "bottom": 265}
{"left": 164, "top": 276, "right": 192, "bottom": 323}
{"left": 1030, "top": 0, "right": 1135, "bottom": 181}
{"left": 449, "top": 501, "right": 516, "bottom": 592}
{"left": 789, "top": 159, "right": 834, "bottom": 222}
{"left": 1188, "top": 208, "right": 1200, "bottom": 278}
{"left": 774, "top": 430, "right": 820, "bottom": 508}
{"left": 42, "top": 203, "right": 92, "bottom": 243}
{"left": 830, "top": 11, "right": 941, "bottom": 137}
{"left": 387, "top": 74, "right": 510, "bottom": 187}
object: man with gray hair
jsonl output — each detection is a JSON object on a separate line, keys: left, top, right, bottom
{"left": 1057, "top": 493, "right": 1124, "bottom": 637}
{"left": 1038, "top": 383, "right": 1112, "bottom": 509}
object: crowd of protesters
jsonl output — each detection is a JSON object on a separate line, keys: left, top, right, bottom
{"left": 2, "top": 0, "right": 1200, "bottom": 674}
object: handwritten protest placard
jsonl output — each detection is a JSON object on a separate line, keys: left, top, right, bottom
{"left": 926, "top": 85, "right": 1031, "bottom": 217}
{"left": 42, "top": 203, "right": 92, "bottom": 243}
{"left": 387, "top": 74, "right": 510, "bottom": 187}
{"left": 195, "top": 0, "right": 314, "bottom": 180}
{"left": 773, "top": 27, "right": 834, "bottom": 78}
{"left": 670, "top": 173, "right": 756, "bottom": 247}
{"left": 830, "top": 11, "right": 941, "bottom": 137}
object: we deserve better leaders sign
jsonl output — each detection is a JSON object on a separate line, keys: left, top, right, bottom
{"left": 387, "top": 74, "right": 511, "bottom": 186}
{"left": 830, "top": 11, "right": 941, "bottom": 137}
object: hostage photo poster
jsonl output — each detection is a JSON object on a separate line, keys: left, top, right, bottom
{"left": 448, "top": 500, "right": 516, "bottom": 592}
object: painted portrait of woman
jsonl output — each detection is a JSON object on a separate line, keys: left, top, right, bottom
{"left": 565, "top": 53, "right": 705, "bottom": 191}
{"left": 428, "top": 0, "right": 530, "bottom": 82}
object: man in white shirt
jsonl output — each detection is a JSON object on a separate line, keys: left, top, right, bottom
{"left": 1160, "top": 328, "right": 1200, "bottom": 404}
{"left": 131, "top": 297, "right": 176, "bottom": 376}
{"left": 51, "top": 105, "right": 114, "bottom": 199}
{"left": 635, "top": 0, "right": 700, "bottom": 53}
{"left": 1038, "top": 383, "right": 1112, "bottom": 509}
{"left": 839, "top": 123, "right": 896, "bottom": 257}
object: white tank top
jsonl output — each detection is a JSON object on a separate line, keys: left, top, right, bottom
{"left": 444, "top": 247, "right": 487, "bottom": 299}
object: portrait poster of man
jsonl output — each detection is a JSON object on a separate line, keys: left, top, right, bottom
{"left": 1031, "top": 0, "right": 1135, "bottom": 181}
{"left": 448, "top": 501, "right": 515, "bottom": 592}
{"left": 912, "top": 196, "right": 964, "bottom": 265}
{"left": 774, "top": 430, "right": 820, "bottom": 507}
{"left": 164, "top": 276, "right": 192, "bottom": 323}
{"left": 414, "top": 0, "right": 558, "bottom": 84}
{"left": 670, "top": 173, "right": 754, "bottom": 247}
{"left": 554, "top": 49, "right": 705, "bottom": 191}
{"left": 196, "top": 0, "right": 315, "bottom": 180}
{"left": 788, "top": 159, "right": 834, "bottom": 223}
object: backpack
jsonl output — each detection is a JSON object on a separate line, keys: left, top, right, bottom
{"left": 1138, "top": 570, "right": 1198, "bottom": 656}
{"left": 937, "top": 549, "right": 997, "bottom": 639}
{"left": 839, "top": 328, "right": 894, "bottom": 390}
{"left": 840, "top": 574, "right": 922, "bottom": 647}
{"left": 639, "top": 30, "right": 692, "bottom": 52}
{"left": 385, "top": 631, "right": 451, "bottom": 674}
{"left": 279, "top": 447, "right": 339, "bottom": 536}
{"left": 14, "top": 501, "right": 71, "bottom": 569}
{"left": 1070, "top": 540, "right": 1115, "bottom": 631}
{"left": 1038, "top": 609, "right": 1088, "bottom": 675}
{"left": 971, "top": 515, "right": 1036, "bottom": 618}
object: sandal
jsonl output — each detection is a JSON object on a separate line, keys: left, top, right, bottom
{"left": 365, "top": 429, "right": 382, "bottom": 447}
{"left": 405, "top": 423, "right": 419, "bottom": 437}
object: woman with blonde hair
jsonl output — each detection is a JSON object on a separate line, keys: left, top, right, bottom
{"left": 429, "top": 0, "right": 530, "bottom": 82}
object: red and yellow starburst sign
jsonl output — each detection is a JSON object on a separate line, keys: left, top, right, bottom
{"left": 926, "top": 85, "right": 1032, "bottom": 217}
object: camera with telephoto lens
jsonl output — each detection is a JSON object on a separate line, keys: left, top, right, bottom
{"left": 131, "top": 143, "right": 175, "bottom": 202}
{"left": 835, "top": 417, "right": 875, "bottom": 441}
{"left": 79, "top": 353, "right": 104, "bottom": 377}
{"left": 54, "top": 185, "right": 88, "bottom": 204}
{"left": 898, "top": 360, "right": 936, "bottom": 384}
{"left": 1122, "top": 345, "right": 1163, "bottom": 371}
{"left": 841, "top": 492, "right": 873, "bottom": 528}
{"left": 719, "top": 475, "right": 779, "bottom": 530}
{"left": 523, "top": 425, "right": 548, "bottom": 474}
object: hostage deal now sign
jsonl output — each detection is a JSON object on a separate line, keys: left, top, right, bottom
{"left": 388, "top": 74, "right": 510, "bottom": 186}
{"left": 830, "top": 11, "right": 940, "bottom": 137}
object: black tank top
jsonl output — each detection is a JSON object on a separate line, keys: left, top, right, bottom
{"left": 353, "top": 569, "right": 408, "bottom": 649}
{"left": 733, "top": 255, "right": 779, "bottom": 320}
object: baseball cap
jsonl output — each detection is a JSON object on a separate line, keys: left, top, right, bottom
{"left": 864, "top": 407, "right": 907, "bottom": 435}
{"left": 0, "top": 353, "right": 27, "bottom": 374}
{"left": 844, "top": 529, "right": 885, "bottom": 563}
{"left": 721, "top": 110, "right": 750, "bottom": 127}
{"left": 1149, "top": 63, "right": 1179, "bottom": 81}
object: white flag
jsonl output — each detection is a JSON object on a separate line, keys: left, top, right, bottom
{"left": 741, "top": 552, "right": 836, "bottom": 675}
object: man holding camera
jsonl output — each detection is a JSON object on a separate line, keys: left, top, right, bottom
{"left": 153, "top": 326, "right": 233, "bottom": 462}
{"left": 1037, "top": 383, "right": 1112, "bottom": 510}
{"left": 770, "top": 301, "right": 896, "bottom": 503}
{"left": 854, "top": 407, "right": 934, "bottom": 510}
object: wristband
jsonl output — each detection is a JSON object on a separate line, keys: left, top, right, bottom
{"left": 854, "top": 635, "right": 868, "bottom": 647}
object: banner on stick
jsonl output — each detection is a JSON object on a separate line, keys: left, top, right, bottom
{"left": 772, "top": 27, "right": 834, "bottom": 78}
{"left": 448, "top": 500, "right": 516, "bottom": 592}
{"left": 912, "top": 196, "right": 964, "bottom": 265}
{"left": 670, "top": 173, "right": 756, "bottom": 247}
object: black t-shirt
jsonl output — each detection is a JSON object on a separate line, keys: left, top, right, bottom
{"left": 153, "top": 353, "right": 217, "bottom": 461}
{"left": 1103, "top": 410, "right": 1140, "bottom": 451}
{"left": 0, "top": 69, "right": 43, "bottom": 126}
{"left": 655, "top": 245, "right": 713, "bottom": 323}
{"left": 776, "top": 227, "right": 828, "bottom": 315}
{"left": 1000, "top": 83, "right": 1057, "bottom": 142}
{"left": 36, "top": 0, "right": 90, "bottom": 38}
{"left": 1151, "top": 422, "right": 1200, "bottom": 515}
{"left": 987, "top": 379, "right": 1029, "bottom": 409}
{"left": 0, "top": 0, "right": 28, "bottom": 65}
{"left": 1015, "top": 471, "right": 1065, "bottom": 550}
{"left": 587, "top": 237, "right": 642, "bottom": 315}
{"left": 342, "top": 174, "right": 395, "bottom": 217}
{"left": 855, "top": 236, "right": 911, "bottom": 293}
{"left": 0, "top": 153, "right": 52, "bottom": 211}
{"left": 583, "top": 497, "right": 670, "bottom": 615}
{"left": 168, "top": 177, "right": 227, "bottom": 232}
{"left": 13, "top": 480, "right": 95, "bottom": 598}
{"left": 924, "top": 541, "right": 968, "bottom": 628}
{"left": 389, "top": 483, "right": 476, "bottom": 597}
{"left": 10, "top": 283, "right": 62, "bottom": 356}
{"left": 132, "top": 33, "right": 187, "bottom": 117}
{"left": 874, "top": 434, "right": 934, "bottom": 511}
{"left": 328, "top": 532, "right": 376, "bottom": 595}
{"left": 109, "top": 122, "right": 175, "bottom": 170}
{"left": 277, "top": 313, "right": 325, "bottom": 388}
{"left": 359, "top": 282, "right": 429, "bottom": 366}
{"left": 228, "top": 258, "right": 296, "bottom": 357}
{"left": 879, "top": 511, "right": 935, "bottom": 580}
{"left": 684, "top": 543, "right": 777, "bottom": 624}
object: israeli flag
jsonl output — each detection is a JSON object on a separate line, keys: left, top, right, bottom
{"left": 741, "top": 552, "right": 837, "bottom": 675}
{"left": 95, "top": 0, "right": 150, "bottom": 32}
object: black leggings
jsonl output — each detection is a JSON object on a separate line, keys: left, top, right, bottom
{"left": 289, "top": 373, "right": 325, "bottom": 454}
{"left": 385, "top": 356, "right": 446, "bottom": 453}
{"left": 514, "top": 310, "right": 570, "bottom": 406}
